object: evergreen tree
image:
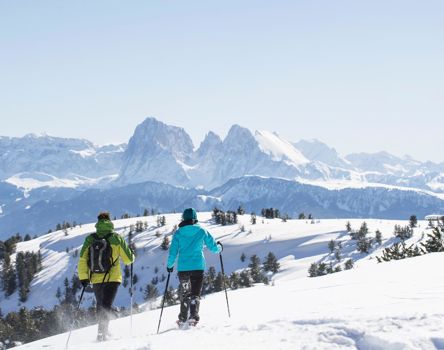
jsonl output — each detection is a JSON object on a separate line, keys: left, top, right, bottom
{"left": 263, "top": 252, "right": 280, "bottom": 273}
{"left": 3, "top": 259, "right": 17, "bottom": 297}
{"left": 214, "top": 272, "right": 225, "bottom": 292}
{"left": 160, "top": 236, "right": 170, "bottom": 250}
{"left": 377, "top": 241, "right": 422, "bottom": 262}
{"left": 237, "top": 205, "right": 245, "bottom": 215}
{"left": 346, "top": 221, "right": 352, "bottom": 232}
{"left": 375, "top": 230, "right": 382, "bottom": 245}
{"left": 164, "top": 286, "right": 176, "bottom": 306}
{"left": 344, "top": 259, "right": 354, "bottom": 270}
{"left": 421, "top": 227, "right": 444, "bottom": 253}
{"left": 132, "top": 273, "right": 138, "bottom": 285}
{"left": 229, "top": 272, "right": 240, "bottom": 290}
{"left": 308, "top": 263, "right": 318, "bottom": 277}
{"left": 250, "top": 213, "right": 257, "bottom": 225}
{"left": 203, "top": 266, "right": 217, "bottom": 294}
{"left": 24, "top": 234, "right": 32, "bottom": 241}
{"left": 334, "top": 249, "right": 342, "bottom": 262}
{"left": 334, "top": 265, "right": 342, "bottom": 273}
{"left": 56, "top": 287, "right": 62, "bottom": 300}
{"left": 240, "top": 252, "right": 246, "bottom": 262}
{"left": 298, "top": 213, "right": 306, "bottom": 220}
{"left": 409, "top": 215, "right": 418, "bottom": 228}
{"left": 248, "top": 255, "right": 262, "bottom": 283}
{"left": 144, "top": 283, "right": 159, "bottom": 301}
{"left": 393, "top": 225, "right": 413, "bottom": 240}
{"left": 63, "top": 277, "right": 74, "bottom": 305}
{"left": 328, "top": 240, "right": 335, "bottom": 254}
{"left": 239, "top": 270, "right": 252, "bottom": 287}
{"left": 357, "top": 237, "right": 373, "bottom": 254}
{"left": 143, "top": 208, "right": 149, "bottom": 216}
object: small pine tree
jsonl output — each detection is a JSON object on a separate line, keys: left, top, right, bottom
{"left": 240, "top": 252, "right": 246, "bottom": 262}
{"left": 263, "top": 252, "right": 280, "bottom": 273}
{"left": 144, "top": 283, "right": 159, "bottom": 301}
{"left": 344, "top": 259, "right": 354, "bottom": 270}
{"left": 375, "top": 230, "right": 382, "bottom": 245}
{"left": 421, "top": 227, "right": 444, "bottom": 253}
{"left": 239, "top": 270, "right": 252, "bottom": 287}
{"left": 298, "top": 213, "right": 306, "bottom": 220}
{"left": 409, "top": 215, "right": 418, "bottom": 228}
{"left": 328, "top": 240, "right": 335, "bottom": 254}
{"left": 229, "top": 272, "right": 240, "bottom": 290}
{"left": 334, "top": 249, "right": 341, "bottom": 262}
{"left": 346, "top": 221, "right": 352, "bottom": 232}
{"left": 248, "top": 255, "right": 263, "bottom": 283}
{"left": 56, "top": 287, "right": 62, "bottom": 300}
{"left": 160, "top": 236, "right": 170, "bottom": 250}
{"left": 214, "top": 272, "right": 225, "bottom": 292}
{"left": 250, "top": 213, "right": 257, "bottom": 225}
{"left": 334, "top": 265, "right": 342, "bottom": 273}
{"left": 357, "top": 237, "right": 373, "bottom": 254}
{"left": 308, "top": 263, "right": 318, "bottom": 277}
{"left": 164, "top": 286, "right": 176, "bottom": 306}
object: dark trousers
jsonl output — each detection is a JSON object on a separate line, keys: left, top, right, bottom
{"left": 177, "top": 270, "right": 204, "bottom": 321}
{"left": 93, "top": 282, "right": 120, "bottom": 335}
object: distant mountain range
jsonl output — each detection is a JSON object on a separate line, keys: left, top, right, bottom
{"left": 1, "top": 117, "right": 444, "bottom": 237}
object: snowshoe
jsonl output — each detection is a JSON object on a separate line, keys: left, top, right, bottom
{"left": 187, "top": 318, "right": 199, "bottom": 327}
{"left": 96, "top": 333, "right": 108, "bottom": 342}
{"left": 176, "top": 319, "right": 198, "bottom": 329}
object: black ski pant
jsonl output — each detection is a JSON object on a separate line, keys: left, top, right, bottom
{"left": 177, "top": 270, "right": 204, "bottom": 321}
{"left": 93, "top": 282, "right": 120, "bottom": 335}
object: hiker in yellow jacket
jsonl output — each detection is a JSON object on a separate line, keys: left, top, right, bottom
{"left": 78, "top": 212, "right": 135, "bottom": 341}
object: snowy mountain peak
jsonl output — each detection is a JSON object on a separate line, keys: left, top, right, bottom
{"left": 294, "top": 139, "right": 351, "bottom": 169}
{"left": 118, "top": 117, "right": 194, "bottom": 186}
{"left": 255, "top": 130, "right": 309, "bottom": 166}
{"left": 196, "top": 131, "right": 222, "bottom": 157}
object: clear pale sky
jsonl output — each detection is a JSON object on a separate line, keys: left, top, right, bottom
{"left": 0, "top": 1, "right": 443, "bottom": 162}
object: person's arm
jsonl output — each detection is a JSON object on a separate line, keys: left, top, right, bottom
{"left": 118, "top": 235, "right": 135, "bottom": 265}
{"left": 203, "top": 229, "right": 222, "bottom": 254}
{"left": 167, "top": 233, "right": 179, "bottom": 269}
{"left": 78, "top": 236, "right": 92, "bottom": 280}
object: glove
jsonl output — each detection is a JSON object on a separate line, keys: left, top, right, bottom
{"left": 167, "top": 266, "right": 174, "bottom": 273}
{"left": 217, "top": 241, "right": 223, "bottom": 251}
{"left": 80, "top": 279, "right": 89, "bottom": 288}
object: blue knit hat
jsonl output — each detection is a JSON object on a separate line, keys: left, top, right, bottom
{"left": 182, "top": 208, "right": 198, "bottom": 222}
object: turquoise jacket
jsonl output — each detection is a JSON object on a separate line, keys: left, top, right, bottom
{"left": 167, "top": 223, "right": 221, "bottom": 271}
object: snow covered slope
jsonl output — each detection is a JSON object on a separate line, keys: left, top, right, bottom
{"left": 12, "top": 213, "right": 444, "bottom": 349}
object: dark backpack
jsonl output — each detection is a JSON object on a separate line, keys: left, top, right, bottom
{"left": 88, "top": 232, "right": 114, "bottom": 274}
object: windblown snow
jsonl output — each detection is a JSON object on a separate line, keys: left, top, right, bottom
{"left": 255, "top": 130, "right": 309, "bottom": 166}
{"left": 9, "top": 213, "right": 444, "bottom": 350}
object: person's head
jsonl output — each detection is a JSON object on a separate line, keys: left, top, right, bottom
{"left": 97, "top": 211, "right": 111, "bottom": 221}
{"left": 182, "top": 208, "right": 198, "bottom": 223}
{"left": 96, "top": 211, "right": 113, "bottom": 235}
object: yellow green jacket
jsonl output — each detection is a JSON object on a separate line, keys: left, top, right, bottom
{"left": 78, "top": 220, "right": 135, "bottom": 284}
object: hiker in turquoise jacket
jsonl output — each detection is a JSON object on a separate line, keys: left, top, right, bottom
{"left": 167, "top": 208, "right": 222, "bottom": 323}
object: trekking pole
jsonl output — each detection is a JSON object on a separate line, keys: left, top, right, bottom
{"left": 156, "top": 271, "right": 171, "bottom": 334}
{"left": 65, "top": 284, "right": 87, "bottom": 350}
{"left": 130, "top": 263, "right": 134, "bottom": 335}
{"left": 218, "top": 242, "right": 231, "bottom": 318}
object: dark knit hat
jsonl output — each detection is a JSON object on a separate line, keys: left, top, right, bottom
{"left": 182, "top": 208, "right": 198, "bottom": 222}
{"left": 97, "top": 211, "right": 111, "bottom": 221}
